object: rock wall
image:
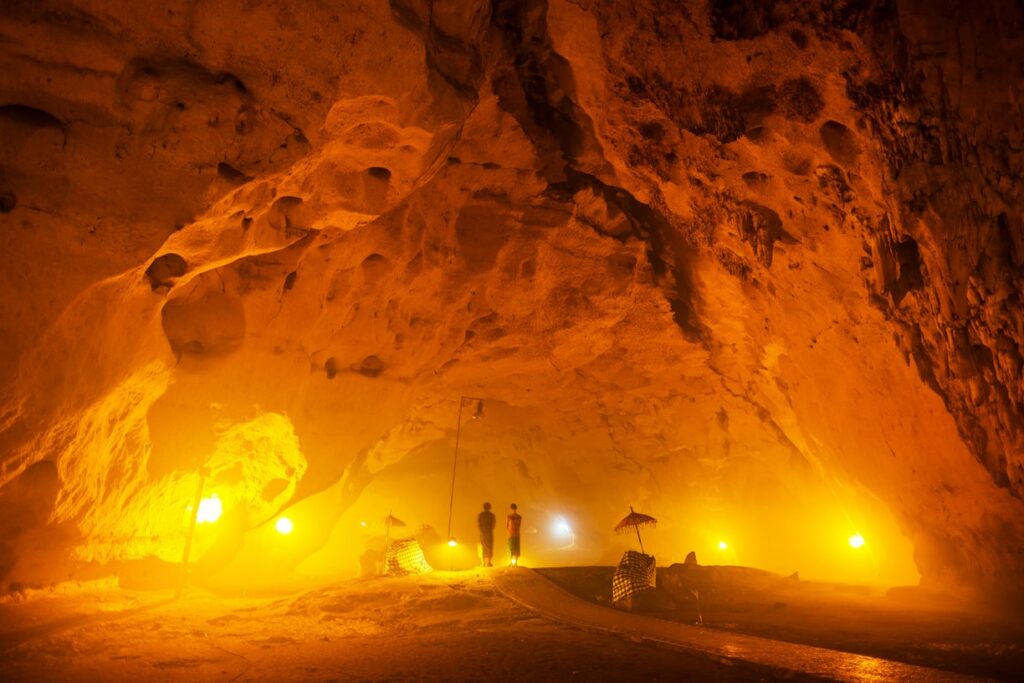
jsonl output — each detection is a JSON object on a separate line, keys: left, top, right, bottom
{"left": 0, "top": 0, "right": 1021, "bottom": 592}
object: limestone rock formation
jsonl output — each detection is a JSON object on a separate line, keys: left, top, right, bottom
{"left": 0, "top": 0, "right": 1022, "bottom": 593}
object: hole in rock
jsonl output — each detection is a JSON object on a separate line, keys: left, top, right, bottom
{"left": 360, "top": 253, "right": 392, "bottom": 283}
{"left": 145, "top": 253, "right": 188, "bottom": 291}
{"left": 744, "top": 125, "right": 768, "bottom": 142}
{"left": 820, "top": 120, "right": 860, "bottom": 166}
{"left": 363, "top": 167, "right": 391, "bottom": 212}
{"left": 0, "top": 103, "right": 66, "bottom": 158}
{"left": 267, "top": 195, "right": 304, "bottom": 229}
{"left": 741, "top": 171, "right": 770, "bottom": 189}
{"left": 358, "top": 355, "right": 384, "bottom": 378}
{"left": 217, "top": 162, "right": 250, "bottom": 183}
{"left": 0, "top": 104, "right": 63, "bottom": 131}
{"left": 892, "top": 237, "right": 924, "bottom": 302}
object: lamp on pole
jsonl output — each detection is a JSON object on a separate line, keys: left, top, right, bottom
{"left": 177, "top": 465, "right": 209, "bottom": 599}
{"left": 446, "top": 395, "right": 484, "bottom": 545}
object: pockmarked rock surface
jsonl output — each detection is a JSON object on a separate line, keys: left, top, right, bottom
{"left": 0, "top": 1, "right": 1022, "bottom": 593}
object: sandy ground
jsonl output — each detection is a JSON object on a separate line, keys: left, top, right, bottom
{"left": 0, "top": 570, "right": 795, "bottom": 682}
{"left": 537, "top": 566, "right": 1024, "bottom": 681}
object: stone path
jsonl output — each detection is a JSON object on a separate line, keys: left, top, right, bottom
{"left": 490, "top": 568, "right": 984, "bottom": 683}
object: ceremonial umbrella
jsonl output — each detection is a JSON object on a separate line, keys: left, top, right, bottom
{"left": 383, "top": 512, "right": 407, "bottom": 571}
{"left": 614, "top": 506, "right": 657, "bottom": 554}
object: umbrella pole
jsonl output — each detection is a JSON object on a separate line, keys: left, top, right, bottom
{"left": 629, "top": 507, "right": 646, "bottom": 554}
{"left": 383, "top": 510, "right": 392, "bottom": 576}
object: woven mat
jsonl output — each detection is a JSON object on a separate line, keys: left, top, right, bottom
{"left": 612, "top": 550, "right": 656, "bottom": 603}
{"left": 384, "top": 538, "right": 433, "bottom": 575}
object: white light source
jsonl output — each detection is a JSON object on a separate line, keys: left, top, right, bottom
{"left": 849, "top": 533, "right": 865, "bottom": 549}
{"left": 196, "top": 494, "right": 223, "bottom": 524}
{"left": 276, "top": 517, "right": 294, "bottom": 535}
{"left": 447, "top": 537, "right": 458, "bottom": 548}
{"left": 718, "top": 540, "right": 728, "bottom": 550}
{"left": 553, "top": 517, "right": 572, "bottom": 537}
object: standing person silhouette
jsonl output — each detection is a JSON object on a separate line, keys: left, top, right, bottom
{"left": 477, "top": 502, "right": 496, "bottom": 567}
{"left": 506, "top": 503, "right": 522, "bottom": 566}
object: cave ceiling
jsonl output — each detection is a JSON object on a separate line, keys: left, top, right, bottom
{"left": 0, "top": 0, "right": 1022, "bottom": 591}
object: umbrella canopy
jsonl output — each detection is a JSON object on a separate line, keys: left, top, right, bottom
{"left": 615, "top": 508, "right": 657, "bottom": 533}
{"left": 614, "top": 506, "right": 657, "bottom": 554}
{"left": 383, "top": 514, "right": 407, "bottom": 528}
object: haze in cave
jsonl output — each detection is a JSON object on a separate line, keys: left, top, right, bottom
{"left": 0, "top": 1, "right": 1022, "bottom": 680}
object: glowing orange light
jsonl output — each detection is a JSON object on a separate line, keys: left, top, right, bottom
{"left": 196, "top": 494, "right": 223, "bottom": 524}
{"left": 718, "top": 541, "right": 728, "bottom": 550}
{"left": 848, "top": 533, "right": 865, "bottom": 549}
{"left": 447, "top": 537, "right": 457, "bottom": 548}
{"left": 275, "top": 517, "right": 294, "bottom": 535}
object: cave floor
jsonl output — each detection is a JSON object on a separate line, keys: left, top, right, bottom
{"left": 0, "top": 568, "right": 1017, "bottom": 682}
{"left": 0, "top": 571, "right": 794, "bottom": 682}
{"left": 535, "top": 566, "right": 1024, "bottom": 681}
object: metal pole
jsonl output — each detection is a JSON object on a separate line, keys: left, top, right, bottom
{"left": 176, "top": 467, "right": 207, "bottom": 599}
{"left": 383, "top": 510, "right": 392, "bottom": 576}
{"left": 446, "top": 399, "right": 465, "bottom": 540}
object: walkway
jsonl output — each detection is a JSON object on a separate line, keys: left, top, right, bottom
{"left": 490, "top": 568, "right": 982, "bottom": 682}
